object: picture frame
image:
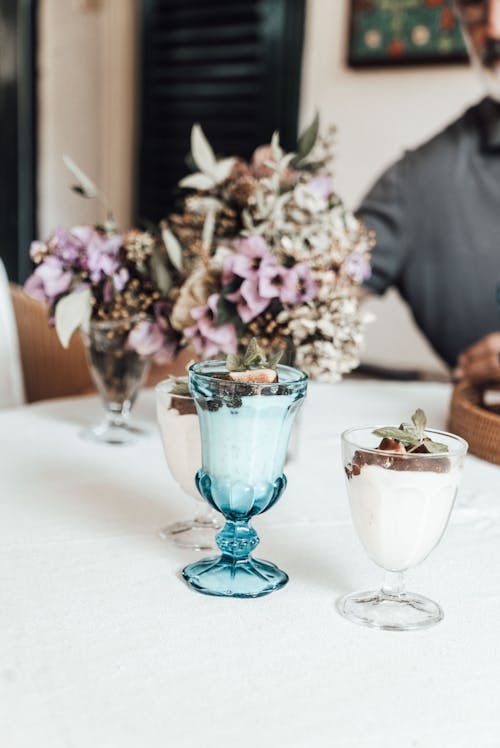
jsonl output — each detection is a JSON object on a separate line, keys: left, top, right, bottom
{"left": 348, "top": 0, "right": 469, "bottom": 68}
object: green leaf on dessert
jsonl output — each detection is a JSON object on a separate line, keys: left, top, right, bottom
{"left": 243, "top": 338, "right": 266, "bottom": 368}
{"left": 225, "top": 338, "right": 283, "bottom": 373}
{"left": 226, "top": 353, "right": 245, "bottom": 372}
{"left": 372, "top": 427, "right": 421, "bottom": 445}
{"left": 422, "top": 440, "right": 449, "bottom": 454}
{"left": 169, "top": 376, "right": 191, "bottom": 397}
{"left": 374, "top": 408, "right": 449, "bottom": 453}
{"left": 412, "top": 408, "right": 427, "bottom": 440}
{"left": 267, "top": 350, "right": 284, "bottom": 370}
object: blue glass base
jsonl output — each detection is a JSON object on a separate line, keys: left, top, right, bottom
{"left": 182, "top": 555, "right": 289, "bottom": 598}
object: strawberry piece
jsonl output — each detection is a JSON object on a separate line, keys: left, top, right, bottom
{"left": 228, "top": 369, "right": 278, "bottom": 384}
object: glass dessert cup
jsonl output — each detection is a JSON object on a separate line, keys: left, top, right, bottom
{"left": 182, "top": 360, "right": 308, "bottom": 598}
{"left": 337, "top": 427, "right": 468, "bottom": 631}
{"left": 81, "top": 316, "right": 150, "bottom": 445}
{"left": 156, "top": 378, "right": 222, "bottom": 551}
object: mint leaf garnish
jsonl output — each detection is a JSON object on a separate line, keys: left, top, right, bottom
{"left": 373, "top": 408, "right": 448, "bottom": 453}
{"left": 226, "top": 338, "right": 283, "bottom": 372}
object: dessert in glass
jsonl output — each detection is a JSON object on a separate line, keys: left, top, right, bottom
{"left": 338, "top": 410, "right": 468, "bottom": 631}
{"left": 156, "top": 377, "right": 222, "bottom": 550}
{"left": 182, "top": 348, "right": 307, "bottom": 598}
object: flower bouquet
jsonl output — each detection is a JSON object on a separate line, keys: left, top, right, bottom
{"left": 161, "top": 115, "right": 373, "bottom": 381}
{"left": 24, "top": 158, "right": 179, "bottom": 443}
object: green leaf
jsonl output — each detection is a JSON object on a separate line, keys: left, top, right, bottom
{"left": 55, "top": 288, "right": 92, "bottom": 349}
{"left": 226, "top": 353, "right": 244, "bottom": 372}
{"left": 191, "top": 123, "right": 216, "bottom": 176}
{"left": 63, "top": 154, "right": 99, "bottom": 199}
{"left": 169, "top": 376, "right": 191, "bottom": 397}
{"left": 267, "top": 350, "right": 284, "bottom": 370}
{"left": 291, "top": 112, "right": 319, "bottom": 167}
{"left": 422, "top": 440, "right": 449, "bottom": 454}
{"left": 243, "top": 337, "right": 266, "bottom": 368}
{"left": 411, "top": 408, "right": 427, "bottom": 439}
{"left": 161, "top": 225, "right": 184, "bottom": 273}
{"left": 372, "top": 427, "right": 420, "bottom": 445}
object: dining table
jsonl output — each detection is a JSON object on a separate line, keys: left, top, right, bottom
{"left": 1, "top": 378, "right": 499, "bottom": 748}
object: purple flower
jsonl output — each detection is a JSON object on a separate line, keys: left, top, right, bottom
{"left": 151, "top": 301, "right": 180, "bottom": 364}
{"left": 308, "top": 174, "right": 332, "bottom": 200}
{"left": 227, "top": 278, "right": 270, "bottom": 323}
{"left": 222, "top": 236, "right": 274, "bottom": 283}
{"left": 184, "top": 294, "right": 238, "bottom": 357}
{"left": 113, "top": 268, "right": 129, "bottom": 292}
{"left": 344, "top": 253, "right": 371, "bottom": 284}
{"left": 280, "top": 262, "right": 317, "bottom": 304}
{"left": 85, "top": 231, "right": 123, "bottom": 282}
{"left": 258, "top": 263, "right": 291, "bottom": 299}
{"left": 127, "top": 320, "right": 165, "bottom": 357}
{"left": 24, "top": 256, "right": 72, "bottom": 304}
{"left": 29, "top": 240, "right": 47, "bottom": 262}
{"left": 48, "top": 228, "right": 87, "bottom": 266}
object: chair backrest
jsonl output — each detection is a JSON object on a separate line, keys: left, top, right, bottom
{"left": 0, "top": 260, "right": 25, "bottom": 408}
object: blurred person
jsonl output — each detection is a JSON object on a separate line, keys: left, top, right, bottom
{"left": 357, "top": 0, "right": 500, "bottom": 384}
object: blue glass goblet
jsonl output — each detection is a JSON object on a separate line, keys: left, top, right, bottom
{"left": 182, "top": 360, "right": 308, "bottom": 598}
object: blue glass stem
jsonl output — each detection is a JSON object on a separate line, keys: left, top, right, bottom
{"left": 216, "top": 520, "right": 259, "bottom": 562}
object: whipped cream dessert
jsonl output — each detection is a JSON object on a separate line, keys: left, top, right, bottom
{"left": 156, "top": 390, "right": 201, "bottom": 500}
{"left": 344, "top": 410, "right": 461, "bottom": 572}
{"left": 347, "top": 462, "right": 459, "bottom": 571}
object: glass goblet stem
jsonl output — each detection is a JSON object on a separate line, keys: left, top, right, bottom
{"left": 216, "top": 519, "right": 259, "bottom": 561}
{"left": 382, "top": 570, "right": 405, "bottom": 597}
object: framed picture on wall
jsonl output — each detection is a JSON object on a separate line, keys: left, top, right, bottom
{"left": 348, "top": 0, "right": 468, "bottom": 68}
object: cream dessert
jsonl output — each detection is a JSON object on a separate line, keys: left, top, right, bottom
{"left": 347, "top": 463, "right": 459, "bottom": 571}
{"left": 156, "top": 381, "right": 201, "bottom": 500}
{"left": 344, "top": 410, "right": 460, "bottom": 572}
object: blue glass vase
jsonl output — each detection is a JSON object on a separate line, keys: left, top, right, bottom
{"left": 182, "top": 360, "right": 308, "bottom": 598}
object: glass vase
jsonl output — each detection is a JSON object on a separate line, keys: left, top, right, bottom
{"left": 156, "top": 378, "right": 222, "bottom": 550}
{"left": 182, "top": 360, "right": 308, "bottom": 598}
{"left": 81, "top": 316, "right": 150, "bottom": 445}
{"left": 337, "top": 427, "right": 468, "bottom": 631}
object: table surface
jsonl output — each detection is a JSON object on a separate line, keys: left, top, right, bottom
{"left": 1, "top": 380, "right": 499, "bottom": 748}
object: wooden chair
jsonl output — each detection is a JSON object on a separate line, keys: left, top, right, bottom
{"left": 9, "top": 284, "right": 191, "bottom": 404}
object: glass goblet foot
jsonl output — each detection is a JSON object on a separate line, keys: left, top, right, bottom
{"left": 82, "top": 411, "right": 146, "bottom": 445}
{"left": 159, "top": 509, "right": 222, "bottom": 551}
{"left": 182, "top": 556, "right": 289, "bottom": 598}
{"left": 337, "top": 588, "right": 443, "bottom": 632}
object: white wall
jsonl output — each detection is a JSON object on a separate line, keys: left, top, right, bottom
{"left": 300, "top": 0, "right": 484, "bottom": 373}
{"left": 38, "top": 0, "right": 137, "bottom": 238}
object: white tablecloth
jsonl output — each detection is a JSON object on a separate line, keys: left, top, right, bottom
{"left": 1, "top": 381, "right": 499, "bottom": 748}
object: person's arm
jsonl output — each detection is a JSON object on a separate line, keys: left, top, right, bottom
{"left": 357, "top": 156, "right": 410, "bottom": 297}
{"left": 453, "top": 332, "right": 500, "bottom": 383}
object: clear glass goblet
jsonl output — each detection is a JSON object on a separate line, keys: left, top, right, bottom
{"left": 156, "top": 378, "right": 222, "bottom": 551}
{"left": 337, "top": 427, "right": 468, "bottom": 631}
{"left": 182, "top": 360, "right": 308, "bottom": 598}
{"left": 81, "top": 316, "right": 150, "bottom": 445}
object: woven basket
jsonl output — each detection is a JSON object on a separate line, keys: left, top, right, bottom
{"left": 449, "top": 380, "right": 500, "bottom": 465}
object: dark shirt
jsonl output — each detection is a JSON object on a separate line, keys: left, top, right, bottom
{"left": 358, "top": 97, "right": 500, "bottom": 368}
